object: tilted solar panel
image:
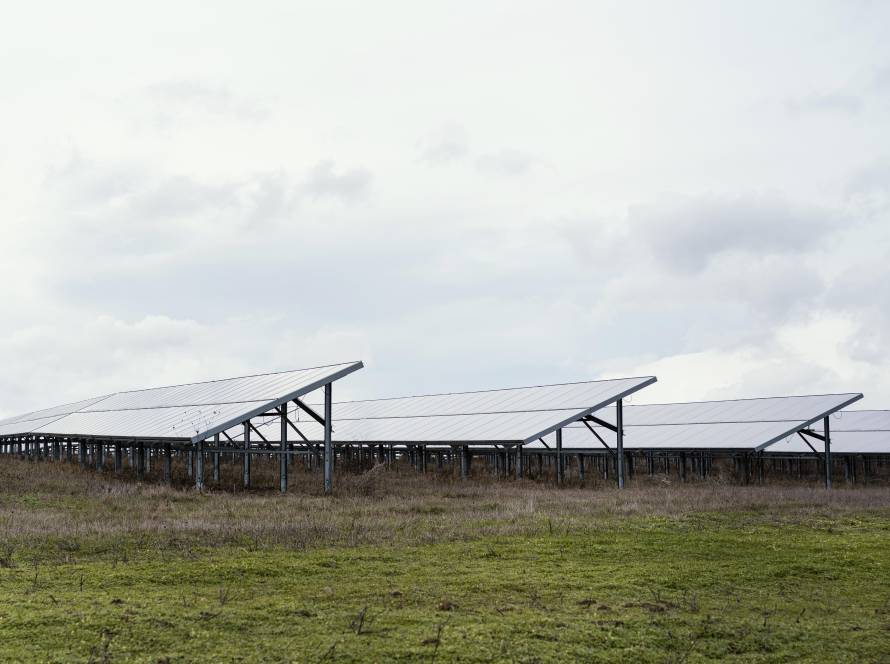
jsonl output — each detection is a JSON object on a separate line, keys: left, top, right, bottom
{"left": 527, "top": 393, "right": 863, "bottom": 451}
{"left": 0, "top": 362, "right": 363, "bottom": 442}
{"left": 245, "top": 376, "right": 657, "bottom": 444}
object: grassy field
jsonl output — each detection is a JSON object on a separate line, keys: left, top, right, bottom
{"left": 1, "top": 458, "right": 889, "bottom": 662}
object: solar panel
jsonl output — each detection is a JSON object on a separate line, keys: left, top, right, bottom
{"left": 246, "top": 376, "right": 657, "bottom": 443}
{"left": 0, "top": 362, "right": 363, "bottom": 442}
{"left": 527, "top": 393, "right": 863, "bottom": 451}
{"left": 765, "top": 410, "right": 890, "bottom": 454}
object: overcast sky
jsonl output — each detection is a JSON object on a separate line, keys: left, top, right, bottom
{"left": 2, "top": 0, "right": 890, "bottom": 415}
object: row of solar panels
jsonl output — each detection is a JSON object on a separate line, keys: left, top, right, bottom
{"left": 0, "top": 360, "right": 887, "bottom": 454}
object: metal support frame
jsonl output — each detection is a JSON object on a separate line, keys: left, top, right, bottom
{"left": 460, "top": 445, "right": 470, "bottom": 480}
{"left": 581, "top": 420, "right": 615, "bottom": 457}
{"left": 213, "top": 433, "right": 220, "bottom": 482}
{"left": 136, "top": 441, "right": 145, "bottom": 480}
{"left": 324, "top": 382, "right": 333, "bottom": 494}
{"left": 616, "top": 399, "right": 625, "bottom": 489}
{"left": 195, "top": 439, "right": 205, "bottom": 490}
{"left": 280, "top": 404, "right": 288, "bottom": 494}
{"left": 164, "top": 443, "right": 172, "bottom": 484}
{"left": 555, "top": 428, "right": 564, "bottom": 485}
{"left": 515, "top": 444, "right": 524, "bottom": 479}
{"left": 243, "top": 422, "right": 251, "bottom": 489}
{"left": 114, "top": 442, "right": 122, "bottom": 473}
{"left": 824, "top": 415, "right": 832, "bottom": 489}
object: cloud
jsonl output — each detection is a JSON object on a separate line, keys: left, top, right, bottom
{"left": 475, "top": 148, "right": 535, "bottom": 176}
{"left": 418, "top": 125, "right": 470, "bottom": 164}
{"left": 303, "top": 160, "right": 372, "bottom": 202}
{"left": 626, "top": 194, "right": 840, "bottom": 273}
{"left": 785, "top": 92, "right": 862, "bottom": 115}
{"left": 602, "top": 313, "right": 890, "bottom": 407}
{"left": 144, "top": 79, "right": 270, "bottom": 124}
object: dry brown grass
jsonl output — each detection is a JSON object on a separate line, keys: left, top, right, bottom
{"left": 1, "top": 455, "right": 889, "bottom": 559}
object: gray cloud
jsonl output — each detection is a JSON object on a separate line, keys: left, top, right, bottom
{"left": 874, "top": 66, "right": 890, "bottom": 94}
{"left": 785, "top": 92, "right": 862, "bottom": 115}
{"left": 145, "top": 79, "right": 270, "bottom": 123}
{"left": 303, "top": 160, "right": 372, "bottom": 202}
{"left": 418, "top": 125, "right": 470, "bottom": 164}
{"left": 627, "top": 194, "right": 839, "bottom": 273}
{"left": 475, "top": 148, "right": 535, "bottom": 177}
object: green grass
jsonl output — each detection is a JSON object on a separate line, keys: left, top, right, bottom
{"left": 1, "top": 459, "right": 890, "bottom": 661}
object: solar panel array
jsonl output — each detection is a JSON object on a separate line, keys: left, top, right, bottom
{"left": 3, "top": 366, "right": 887, "bottom": 455}
{"left": 251, "top": 376, "right": 657, "bottom": 444}
{"left": 527, "top": 393, "right": 863, "bottom": 451}
{"left": 0, "top": 362, "right": 363, "bottom": 442}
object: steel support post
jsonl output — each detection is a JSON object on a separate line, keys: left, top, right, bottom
{"left": 824, "top": 416, "right": 832, "bottom": 489}
{"left": 195, "top": 440, "right": 205, "bottom": 491}
{"left": 324, "top": 382, "right": 333, "bottom": 494}
{"left": 213, "top": 434, "right": 220, "bottom": 482}
{"left": 280, "top": 406, "right": 288, "bottom": 495}
{"left": 460, "top": 446, "right": 470, "bottom": 480}
{"left": 616, "top": 398, "right": 625, "bottom": 488}
{"left": 164, "top": 443, "right": 172, "bottom": 484}
{"left": 114, "top": 443, "right": 122, "bottom": 473}
{"left": 516, "top": 445, "right": 524, "bottom": 479}
{"left": 243, "top": 422, "right": 251, "bottom": 489}
{"left": 578, "top": 454, "right": 585, "bottom": 481}
{"left": 66, "top": 440, "right": 72, "bottom": 463}
{"left": 136, "top": 442, "right": 145, "bottom": 480}
{"left": 556, "top": 428, "right": 564, "bottom": 485}
{"left": 78, "top": 440, "right": 86, "bottom": 467}
{"left": 95, "top": 442, "right": 104, "bottom": 472}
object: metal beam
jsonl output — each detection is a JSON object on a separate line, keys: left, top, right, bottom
{"left": 164, "top": 443, "right": 172, "bottom": 484}
{"left": 213, "top": 433, "right": 220, "bottom": 482}
{"left": 294, "top": 397, "right": 327, "bottom": 427}
{"left": 616, "top": 398, "right": 625, "bottom": 489}
{"left": 323, "top": 383, "right": 333, "bottom": 494}
{"left": 799, "top": 428, "right": 826, "bottom": 442}
{"left": 824, "top": 415, "right": 832, "bottom": 490}
{"left": 581, "top": 419, "right": 616, "bottom": 457}
{"left": 280, "top": 404, "right": 288, "bottom": 495}
{"left": 248, "top": 422, "right": 268, "bottom": 443}
{"left": 583, "top": 415, "right": 618, "bottom": 433}
{"left": 195, "top": 439, "right": 205, "bottom": 491}
{"left": 243, "top": 422, "right": 251, "bottom": 489}
{"left": 796, "top": 431, "right": 820, "bottom": 456}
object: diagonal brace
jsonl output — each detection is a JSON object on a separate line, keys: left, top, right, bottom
{"left": 582, "top": 420, "right": 616, "bottom": 457}
{"left": 797, "top": 431, "right": 820, "bottom": 456}
{"left": 293, "top": 398, "right": 328, "bottom": 428}
{"left": 583, "top": 415, "right": 618, "bottom": 434}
